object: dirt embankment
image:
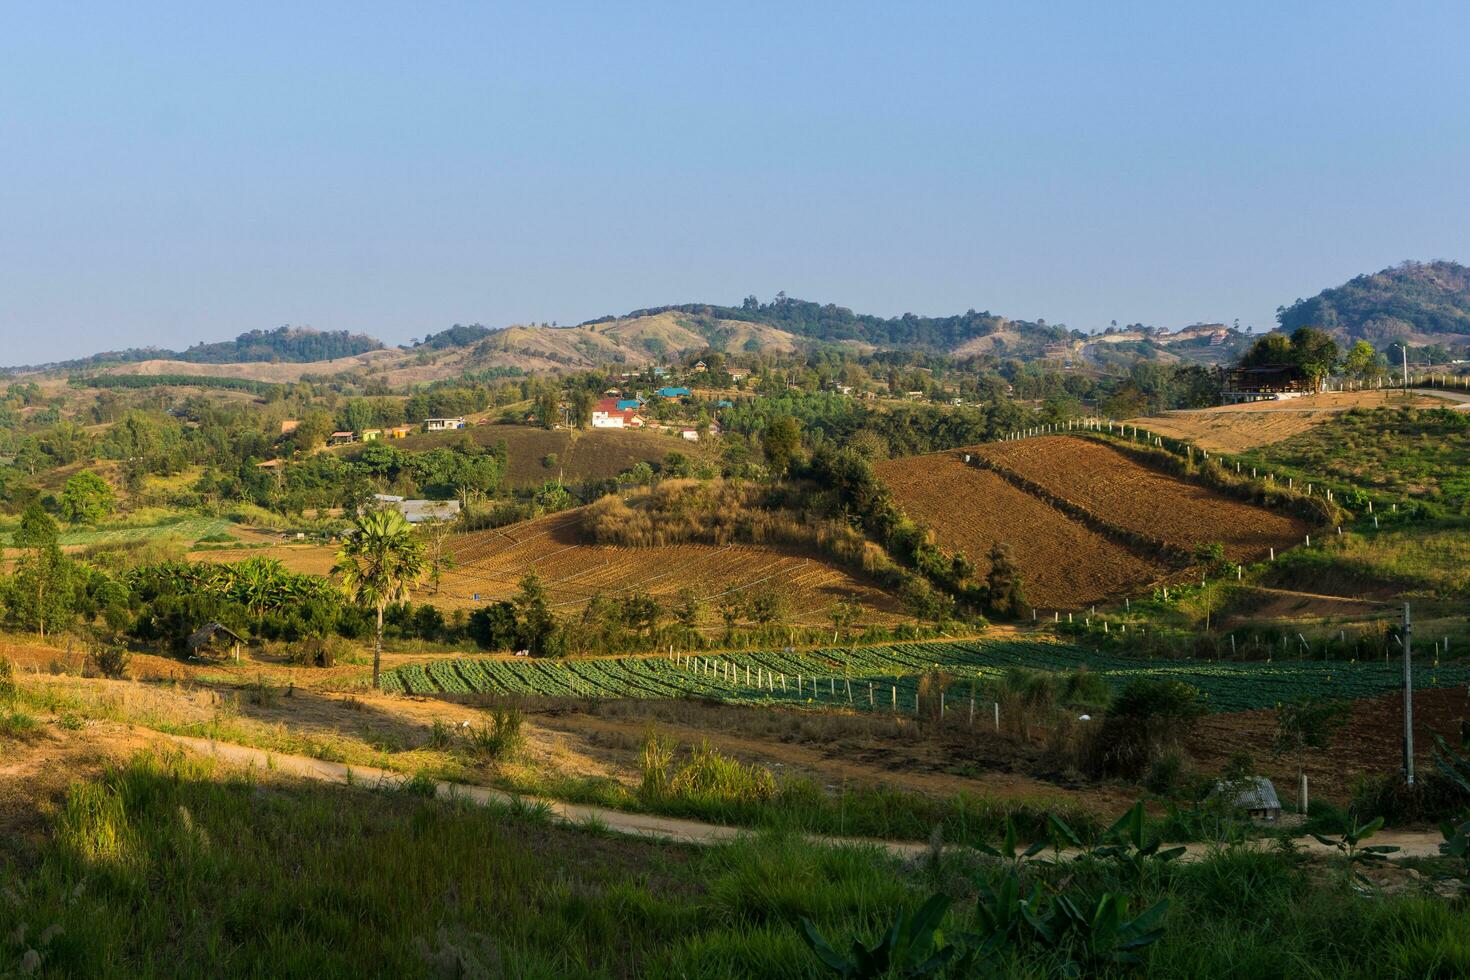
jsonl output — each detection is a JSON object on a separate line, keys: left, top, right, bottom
{"left": 1190, "top": 685, "right": 1470, "bottom": 804}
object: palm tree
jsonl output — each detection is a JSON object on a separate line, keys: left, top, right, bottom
{"left": 333, "top": 509, "right": 427, "bottom": 689}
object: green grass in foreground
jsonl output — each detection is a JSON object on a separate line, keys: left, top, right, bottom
{"left": 3, "top": 749, "right": 1470, "bottom": 978}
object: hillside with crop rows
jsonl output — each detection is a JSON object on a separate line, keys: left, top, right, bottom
{"left": 873, "top": 453, "right": 1164, "bottom": 608}
{"left": 438, "top": 509, "right": 904, "bottom": 628}
{"left": 974, "top": 436, "right": 1310, "bottom": 560}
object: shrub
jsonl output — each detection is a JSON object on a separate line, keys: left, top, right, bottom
{"left": 467, "top": 703, "right": 524, "bottom": 761}
{"left": 88, "top": 645, "right": 131, "bottom": 680}
{"left": 1144, "top": 749, "right": 1189, "bottom": 796}
{"left": 640, "top": 734, "right": 776, "bottom": 809}
{"left": 1083, "top": 679, "right": 1205, "bottom": 781}
{"left": 667, "top": 741, "right": 776, "bottom": 805}
{"left": 0, "top": 656, "right": 16, "bottom": 705}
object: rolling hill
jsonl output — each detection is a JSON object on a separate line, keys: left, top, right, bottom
{"left": 464, "top": 311, "right": 801, "bottom": 373}
{"left": 11, "top": 291, "right": 1287, "bottom": 381}
{"left": 1278, "top": 260, "right": 1470, "bottom": 345}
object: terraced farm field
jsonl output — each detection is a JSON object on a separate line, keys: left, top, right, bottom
{"left": 382, "top": 637, "right": 1469, "bottom": 715}
{"left": 874, "top": 454, "right": 1163, "bottom": 608}
{"left": 437, "top": 509, "right": 904, "bottom": 627}
{"left": 976, "top": 436, "right": 1309, "bottom": 561}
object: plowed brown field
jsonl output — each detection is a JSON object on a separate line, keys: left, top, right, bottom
{"left": 437, "top": 509, "right": 904, "bottom": 628}
{"left": 976, "top": 436, "right": 1309, "bottom": 561}
{"left": 874, "top": 453, "right": 1163, "bottom": 609}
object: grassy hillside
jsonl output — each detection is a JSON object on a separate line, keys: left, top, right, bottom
{"left": 1242, "top": 406, "right": 1470, "bottom": 509}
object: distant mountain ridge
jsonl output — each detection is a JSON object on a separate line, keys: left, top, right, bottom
{"left": 27, "top": 273, "right": 1457, "bottom": 379}
{"left": 1277, "top": 260, "right": 1470, "bottom": 344}
{"left": 7, "top": 325, "right": 384, "bottom": 374}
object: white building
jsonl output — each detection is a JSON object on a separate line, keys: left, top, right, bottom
{"left": 590, "top": 398, "right": 645, "bottom": 429}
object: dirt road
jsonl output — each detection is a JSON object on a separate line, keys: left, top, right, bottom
{"left": 158, "top": 732, "right": 1451, "bottom": 861}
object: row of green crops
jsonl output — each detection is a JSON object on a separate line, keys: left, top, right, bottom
{"left": 381, "top": 638, "right": 1470, "bottom": 714}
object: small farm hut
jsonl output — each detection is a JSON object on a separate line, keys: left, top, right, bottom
{"left": 187, "top": 622, "right": 244, "bottom": 663}
{"left": 1209, "top": 776, "right": 1282, "bottom": 822}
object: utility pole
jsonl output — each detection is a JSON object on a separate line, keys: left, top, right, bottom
{"left": 1402, "top": 344, "right": 1410, "bottom": 391}
{"left": 1403, "top": 602, "right": 1414, "bottom": 785}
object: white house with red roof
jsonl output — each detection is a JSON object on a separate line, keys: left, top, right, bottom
{"left": 590, "top": 398, "right": 645, "bottom": 429}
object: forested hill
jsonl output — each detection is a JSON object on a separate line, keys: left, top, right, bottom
{"left": 176, "top": 326, "right": 383, "bottom": 363}
{"left": 588, "top": 296, "right": 1074, "bottom": 352}
{"left": 1278, "top": 260, "right": 1470, "bottom": 343}
{"left": 7, "top": 326, "right": 386, "bottom": 374}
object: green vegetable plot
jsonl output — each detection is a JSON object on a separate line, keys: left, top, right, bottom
{"left": 382, "top": 638, "right": 1468, "bottom": 714}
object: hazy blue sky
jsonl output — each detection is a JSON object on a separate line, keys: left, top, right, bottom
{"left": 3, "top": 2, "right": 1468, "bottom": 363}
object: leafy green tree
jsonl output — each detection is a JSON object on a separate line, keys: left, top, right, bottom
{"left": 985, "top": 541, "right": 1028, "bottom": 620}
{"left": 467, "top": 601, "right": 518, "bottom": 650}
{"left": 1102, "top": 383, "right": 1151, "bottom": 420}
{"left": 748, "top": 588, "right": 787, "bottom": 627}
{"left": 761, "top": 415, "right": 801, "bottom": 474}
{"left": 60, "top": 471, "right": 115, "bottom": 525}
{"left": 9, "top": 503, "right": 73, "bottom": 639}
{"left": 671, "top": 588, "right": 700, "bottom": 645}
{"left": 1290, "top": 327, "right": 1340, "bottom": 389}
{"left": 535, "top": 390, "right": 560, "bottom": 429}
{"left": 333, "top": 509, "right": 427, "bottom": 689}
{"left": 291, "top": 410, "right": 335, "bottom": 453}
{"left": 534, "top": 480, "right": 574, "bottom": 513}
{"left": 1343, "top": 339, "right": 1382, "bottom": 380}
{"left": 1240, "top": 332, "right": 1294, "bottom": 367}
{"left": 618, "top": 592, "right": 662, "bottom": 640}
{"left": 512, "top": 573, "right": 560, "bottom": 656}
{"left": 568, "top": 388, "right": 594, "bottom": 429}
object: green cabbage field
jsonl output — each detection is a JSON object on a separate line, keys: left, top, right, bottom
{"left": 381, "top": 638, "right": 1467, "bottom": 714}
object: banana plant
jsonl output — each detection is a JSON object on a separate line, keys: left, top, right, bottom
{"left": 970, "top": 870, "right": 1168, "bottom": 976}
{"left": 1094, "top": 802, "right": 1186, "bottom": 881}
{"left": 972, "top": 872, "right": 1048, "bottom": 955}
{"left": 976, "top": 816, "right": 1048, "bottom": 870}
{"left": 1311, "top": 814, "right": 1399, "bottom": 886}
{"left": 1050, "top": 892, "right": 1170, "bottom": 976}
{"left": 800, "top": 893, "right": 972, "bottom": 979}
{"left": 1046, "top": 813, "right": 1099, "bottom": 861}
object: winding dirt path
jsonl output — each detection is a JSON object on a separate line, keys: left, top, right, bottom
{"left": 157, "top": 733, "right": 1450, "bottom": 861}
